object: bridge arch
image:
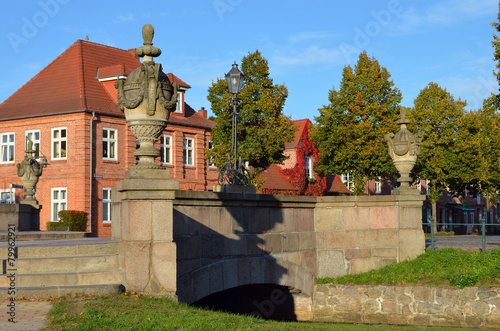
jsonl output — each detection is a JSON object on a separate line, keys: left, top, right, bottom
{"left": 177, "top": 256, "right": 315, "bottom": 304}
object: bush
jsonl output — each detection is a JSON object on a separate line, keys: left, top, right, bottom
{"left": 58, "top": 210, "right": 87, "bottom": 231}
{"left": 46, "top": 221, "right": 69, "bottom": 231}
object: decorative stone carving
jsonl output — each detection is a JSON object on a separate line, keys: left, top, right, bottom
{"left": 16, "top": 141, "right": 48, "bottom": 206}
{"left": 384, "top": 108, "right": 423, "bottom": 195}
{"left": 116, "top": 24, "right": 178, "bottom": 176}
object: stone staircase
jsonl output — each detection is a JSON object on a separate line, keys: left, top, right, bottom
{"left": 0, "top": 238, "right": 124, "bottom": 299}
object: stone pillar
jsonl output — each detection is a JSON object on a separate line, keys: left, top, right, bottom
{"left": 115, "top": 176, "right": 179, "bottom": 298}
{"left": 396, "top": 194, "right": 426, "bottom": 261}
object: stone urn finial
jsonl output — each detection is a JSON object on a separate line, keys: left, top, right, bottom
{"left": 384, "top": 108, "right": 423, "bottom": 195}
{"left": 116, "top": 24, "right": 179, "bottom": 178}
{"left": 16, "top": 141, "right": 49, "bottom": 206}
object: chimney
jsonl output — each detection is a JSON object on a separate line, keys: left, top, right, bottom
{"left": 86, "top": 36, "right": 89, "bottom": 41}
{"left": 199, "top": 107, "right": 207, "bottom": 119}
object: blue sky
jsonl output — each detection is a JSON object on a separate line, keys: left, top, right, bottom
{"left": 0, "top": 0, "right": 498, "bottom": 121}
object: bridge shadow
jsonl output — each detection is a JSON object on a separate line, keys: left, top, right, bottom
{"left": 173, "top": 192, "right": 310, "bottom": 321}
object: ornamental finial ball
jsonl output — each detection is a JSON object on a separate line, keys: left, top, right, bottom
{"left": 142, "top": 24, "right": 154, "bottom": 46}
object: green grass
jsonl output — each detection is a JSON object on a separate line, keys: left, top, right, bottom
{"left": 317, "top": 248, "right": 500, "bottom": 288}
{"left": 41, "top": 292, "right": 484, "bottom": 331}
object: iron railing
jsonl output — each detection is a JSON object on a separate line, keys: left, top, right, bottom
{"left": 426, "top": 218, "right": 500, "bottom": 252}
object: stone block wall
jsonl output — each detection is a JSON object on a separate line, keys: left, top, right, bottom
{"left": 0, "top": 203, "right": 40, "bottom": 231}
{"left": 309, "top": 284, "right": 500, "bottom": 328}
{"left": 315, "top": 195, "right": 425, "bottom": 278}
{"left": 173, "top": 191, "right": 317, "bottom": 302}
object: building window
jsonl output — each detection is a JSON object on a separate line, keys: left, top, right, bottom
{"left": 342, "top": 173, "right": 354, "bottom": 191}
{"left": 102, "top": 188, "right": 112, "bottom": 223}
{"left": 375, "top": 176, "right": 382, "bottom": 194}
{"left": 25, "top": 130, "right": 41, "bottom": 159}
{"left": 305, "top": 156, "right": 313, "bottom": 179}
{"left": 0, "top": 189, "right": 14, "bottom": 203}
{"left": 52, "top": 128, "right": 67, "bottom": 160}
{"left": 102, "top": 128, "right": 117, "bottom": 160}
{"left": 0, "top": 133, "right": 15, "bottom": 163}
{"left": 51, "top": 188, "right": 67, "bottom": 221}
{"left": 183, "top": 137, "right": 194, "bottom": 166}
{"left": 160, "top": 135, "right": 172, "bottom": 165}
{"left": 175, "top": 92, "right": 183, "bottom": 113}
{"left": 208, "top": 140, "right": 216, "bottom": 167}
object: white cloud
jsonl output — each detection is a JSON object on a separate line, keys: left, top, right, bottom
{"left": 390, "top": 0, "right": 497, "bottom": 35}
{"left": 116, "top": 14, "right": 134, "bottom": 22}
{"left": 289, "top": 31, "right": 338, "bottom": 43}
{"left": 272, "top": 46, "right": 345, "bottom": 66}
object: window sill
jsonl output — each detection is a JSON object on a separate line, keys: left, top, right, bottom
{"left": 102, "top": 159, "right": 119, "bottom": 163}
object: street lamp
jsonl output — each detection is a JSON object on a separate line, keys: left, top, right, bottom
{"left": 218, "top": 62, "right": 251, "bottom": 186}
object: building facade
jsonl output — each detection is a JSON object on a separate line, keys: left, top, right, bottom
{"left": 0, "top": 40, "right": 217, "bottom": 237}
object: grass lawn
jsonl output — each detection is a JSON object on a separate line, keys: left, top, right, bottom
{"left": 41, "top": 292, "right": 491, "bottom": 331}
{"left": 41, "top": 248, "right": 500, "bottom": 330}
{"left": 317, "top": 248, "right": 500, "bottom": 288}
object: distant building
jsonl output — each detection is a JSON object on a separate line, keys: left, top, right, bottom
{"left": 0, "top": 40, "right": 217, "bottom": 237}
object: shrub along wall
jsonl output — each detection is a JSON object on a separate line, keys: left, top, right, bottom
{"left": 305, "top": 284, "right": 500, "bottom": 328}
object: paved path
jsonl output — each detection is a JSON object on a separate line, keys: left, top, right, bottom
{"left": 0, "top": 299, "right": 52, "bottom": 331}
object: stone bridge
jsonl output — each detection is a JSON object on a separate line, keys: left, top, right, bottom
{"left": 112, "top": 178, "right": 425, "bottom": 305}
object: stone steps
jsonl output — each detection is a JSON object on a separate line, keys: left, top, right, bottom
{"left": 0, "top": 239, "right": 124, "bottom": 299}
{"left": 0, "top": 231, "right": 89, "bottom": 241}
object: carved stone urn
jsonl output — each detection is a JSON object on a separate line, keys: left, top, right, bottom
{"left": 116, "top": 24, "right": 178, "bottom": 178}
{"left": 384, "top": 108, "right": 423, "bottom": 195}
{"left": 16, "top": 141, "right": 48, "bottom": 206}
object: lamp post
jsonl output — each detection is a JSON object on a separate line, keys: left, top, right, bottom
{"left": 217, "top": 62, "right": 251, "bottom": 186}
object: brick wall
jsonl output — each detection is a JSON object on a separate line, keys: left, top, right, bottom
{"left": 0, "top": 111, "right": 216, "bottom": 237}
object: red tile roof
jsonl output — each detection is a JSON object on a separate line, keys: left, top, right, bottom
{"left": 285, "top": 119, "right": 310, "bottom": 149}
{"left": 258, "top": 164, "right": 297, "bottom": 191}
{"left": 0, "top": 40, "right": 141, "bottom": 119}
{"left": 0, "top": 40, "right": 211, "bottom": 128}
{"left": 325, "top": 175, "right": 352, "bottom": 195}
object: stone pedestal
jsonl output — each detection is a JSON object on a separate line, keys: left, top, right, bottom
{"left": 0, "top": 203, "right": 40, "bottom": 231}
{"left": 114, "top": 176, "right": 179, "bottom": 298}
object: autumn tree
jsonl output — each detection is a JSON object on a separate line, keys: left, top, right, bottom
{"left": 407, "top": 82, "right": 467, "bottom": 225}
{"left": 206, "top": 50, "right": 295, "bottom": 176}
{"left": 310, "top": 52, "right": 401, "bottom": 195}
{"left": 492, "top": 1, "right": 500, "bottom": 107}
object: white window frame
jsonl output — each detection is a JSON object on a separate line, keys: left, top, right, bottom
{"left": 0, "top": 133, "right": 15, "bottom": 164}
{"left": 51, "top": 187, "right": 67, "bottom": 222}
{"left": 183, "top": 137, "right": 194, "bottom": 166}
{"left": 375, "top": 176, "right": 382, "bottom": 194}
{"left": 0, "top": 189, "right": 14, "bottom": 204}
{"left": 208, "top": 140, "right": 216, "bottom": 168}
{"left": 160, "top": 135, "right": 172, "bottom": 165}
{"left": 25, "top": 130, "right": 41, "bottom": 159}
{"left": 305, "top": 156, "right": 313, "bottom": 179}
{"left": 51, "top": 127, "right": 67, "bottom": 160}
{"left": 342, "top": 173, "right": 354, "bottom": 191}
{"left": 102, "top": 188, "right": 112, "bottom": 223}
{"left": 102, "top": 128, "right": 118, "bottom": 160}
{"left": 175, "top": 91, "right": 183, "bottom": 113}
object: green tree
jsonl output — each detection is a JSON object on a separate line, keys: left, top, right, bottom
{"left": 206, "top": 50, "right": 295, "bottom": 177}
{"left": 492, "top": 1, "right": 500, "bottom": 107}
{"left": 310, "top": 52, "right": 401, "bottom": 195}
{"left": 407, "top": 82, "right": 467, "bottom": 227}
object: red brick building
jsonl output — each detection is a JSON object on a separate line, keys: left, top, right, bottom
{"left": 0, "top": 40, "right": 217, "bottom": 237}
